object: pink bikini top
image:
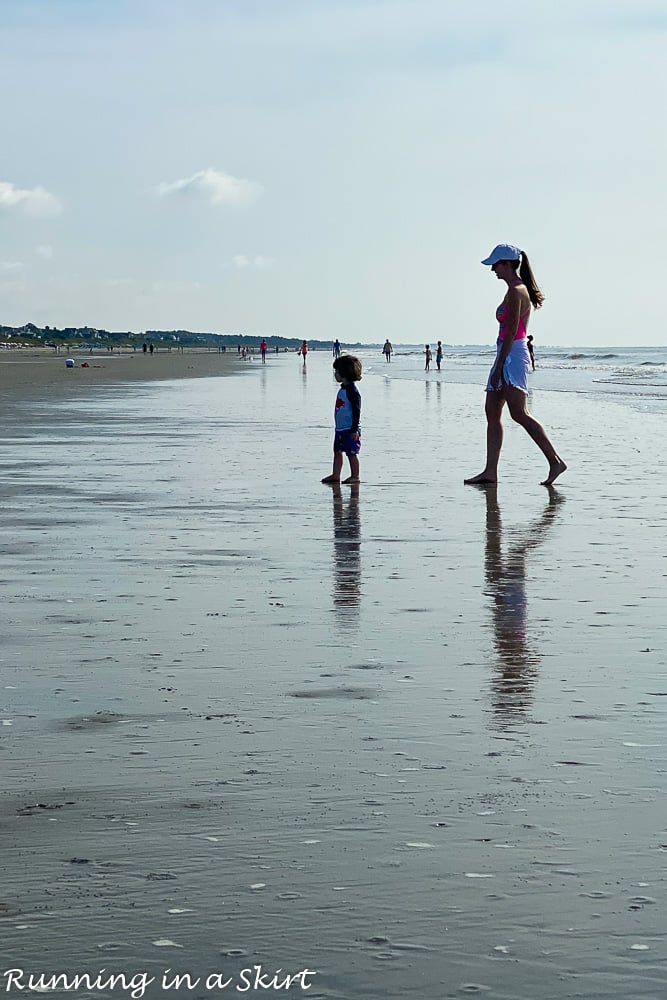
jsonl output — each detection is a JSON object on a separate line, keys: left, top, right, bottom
{"left": 496, "top": 302, "right": 530, "bottom": 342}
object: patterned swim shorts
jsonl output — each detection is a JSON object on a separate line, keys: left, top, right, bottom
{"left": 334, "top": 429, "right": 361, "bottom": 456}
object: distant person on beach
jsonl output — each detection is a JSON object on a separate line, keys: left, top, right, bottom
{"left": 527, "top": 334, "right": 535, "bottom": 370}
{"left": 321, "top": 354, "right": 362, "bottom": 486}
{"left": 382, "top": 339, "right": 393, "bottom": 362}
{"left": 436, "top": 341, "right": 443, "bottom": 372}
{"left": 149, "top": 343, "right": 154, "bottom": 355}
{"left": 465, "top": 244, "right": 566, "bottom": 487}
{"left": 424, "top": 344, "right": 432, "bottom": 371}
{"left": 260, "top": 339, "right": 268, "bottom": 363}
{"left": 333, "top": 339, "right": 341, "bottom": 358}
{"left": 299, "top": 340, "right": 308, "bottom": 364}
{"left": 142, "top": 343, "right": 147, "bottom": 354}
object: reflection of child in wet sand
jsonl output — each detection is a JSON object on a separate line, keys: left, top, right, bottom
{"left": 331, "top": 483, "right": 361, "bottom": 617}
{"left": 321, "top": 355, "right": 362, "bottom": 486}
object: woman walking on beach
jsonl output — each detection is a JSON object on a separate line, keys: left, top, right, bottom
{"left": 465, "top": 244, "right": 566, "bottom": 487}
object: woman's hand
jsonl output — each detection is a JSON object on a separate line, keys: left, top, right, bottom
{"left": 490, "top": 361, "right": 505, "bottom": 390}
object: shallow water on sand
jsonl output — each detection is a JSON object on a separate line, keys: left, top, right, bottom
{"left": 372, "top": 343, "right": 667, "bottom": 416}
{"left": 0, "top": 356, "right": 665, "bottom": 998}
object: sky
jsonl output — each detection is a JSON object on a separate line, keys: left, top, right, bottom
{"left": 1, "top": 0, "right": 666, "bottom": 346}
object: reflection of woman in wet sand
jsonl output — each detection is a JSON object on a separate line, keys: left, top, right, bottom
{"left": 331, "top": 483, "right": 361, "bottom": 620}
{"left": 481, "top": 485, "right": 564, "bottom": 724}
{"left": 465, "top": 244, "right": 566, "bottom": 487}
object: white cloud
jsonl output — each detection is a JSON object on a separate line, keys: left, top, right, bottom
{"left": 0, "top": 261, "right": 24, "bottom": 273}
{"left": 150, "top": 279, "right": 202, "bottom": 294}
{"left": 0, "top": 281, "right": 24, "bottom": 295}
{"left": 156, "top": 167, "right": 262, "bottom": 207}
{"left": 232, "top": 255, "right": 274, "bottom": 269}
{"left": 0, "top": 181, "right": 62, "bottom": 217}
{"left": 35, "top": 244, "right": 54, "bottom": 259}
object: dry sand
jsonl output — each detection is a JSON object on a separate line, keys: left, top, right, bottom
{"left": 0, "top": 351, "right": 665, "bottom": 999}
{"left": 0, "top": 347, "right": 242, "bottom": 395}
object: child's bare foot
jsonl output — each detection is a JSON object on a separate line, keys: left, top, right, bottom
{"left": 321, "top": 475, "right": 340, "bottom": 484}
{"left": 541, "top": 459, "right": 567, "bottom": 486}
{"left": 342, "top": 476, "right": 360, "bottom": 484}
{"left": 464, "top": 472, "right": 497, "bottom": 485}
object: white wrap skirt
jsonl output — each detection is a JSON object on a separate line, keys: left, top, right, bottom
{"left": 486, "top": 337, "right": 530, "bottom": 395}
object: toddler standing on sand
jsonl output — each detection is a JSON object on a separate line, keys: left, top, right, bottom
{"left": 321, "top": 355, "right": 362, "bottom": 485}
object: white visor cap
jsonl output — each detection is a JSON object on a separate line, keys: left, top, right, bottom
{"left": 481, "top": 243, "right": 522, "bottom": 266}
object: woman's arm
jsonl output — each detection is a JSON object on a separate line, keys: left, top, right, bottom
{"left": 490, "top": 287, "right": 523, "bottom": 386}
{"left": 499, "top": 287, "right": 522, "bottom": 355}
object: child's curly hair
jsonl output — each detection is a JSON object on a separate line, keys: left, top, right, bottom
{"left": 333, "top": 354, "right": 362, "bottom": 382}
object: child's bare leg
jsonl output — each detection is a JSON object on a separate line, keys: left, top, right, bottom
{"left": 322, "top": 452, "right": 343, "bottom": 484}
{"left": 342, "top": 454, "right": 360, "bottom": 484}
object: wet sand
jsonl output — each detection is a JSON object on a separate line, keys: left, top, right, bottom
{"left": 1, "top": 353, "right": 665, "bottom": 998}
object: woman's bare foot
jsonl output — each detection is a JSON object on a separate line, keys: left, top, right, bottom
{"left": 541, "top": 459, "right": 567, "bottom": 486}
{"left": 342, "top": 476, "right": 360, "bottom": 484}
{"left": 464, "top": 472, "right": 497, "bottom": 485}
{"left": 321, "top": 475, "right": 340, "bottom": 484}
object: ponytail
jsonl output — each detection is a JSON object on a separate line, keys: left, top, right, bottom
{"left": 519, "top": 251, "right": 544, "bottom": 309}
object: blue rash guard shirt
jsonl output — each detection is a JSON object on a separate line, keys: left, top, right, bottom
{"left": 334, "top": 383, "right": 361, "bottom": 433}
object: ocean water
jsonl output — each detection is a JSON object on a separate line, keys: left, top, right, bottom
{"left": 355, "top": 344, "right": 667, "bottom": 415}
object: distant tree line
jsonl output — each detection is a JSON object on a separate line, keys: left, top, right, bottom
{"left": 0, "top": 322, "right": 364, "bottom": 351}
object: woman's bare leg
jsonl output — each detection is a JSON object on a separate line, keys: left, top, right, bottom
{"left": 465, "top": 391, "right": 505, "bottom": 484}
{"left": 505, "top": 387, "right": 567, "bottom": 485}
